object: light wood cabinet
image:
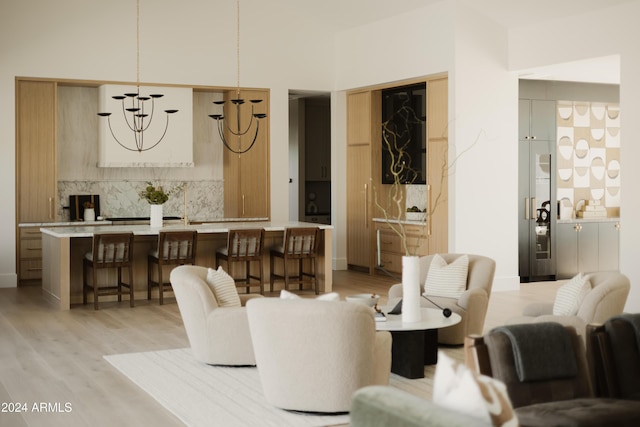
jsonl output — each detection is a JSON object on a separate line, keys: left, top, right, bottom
{"left": 223, "top": 89, "right": 270, "bottom": 218}
{"left": 347, "top": 91, "right": 376, "bottom": 270}
{"left": 426, "top": 77, "right": 448, "bottom": 254}
{"left": 16, "top": 79, "right": 57, "bottom": 284}
{"left": 347, "top": 144, "right": 372, "bottom": 269}
{"left": 375, "top": 222, "right": 428, "bottom": 274}
{"left": 346, "top": 76, "right": 449, "bottom": 274}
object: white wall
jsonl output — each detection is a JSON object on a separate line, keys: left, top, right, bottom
{"left": 450, "top": 3, "right": 519, "bottom": 290}
{"left": 508, "top": 1, "right": 640, "bottom": 310}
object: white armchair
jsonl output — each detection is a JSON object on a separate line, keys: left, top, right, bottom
{"left": 388, "top": 253, "right": 496, "bottom": 345}
{"left": 170, "top": 265, "right": 263, "bottom": 366}
{"left": 506, "top": 271, "right": 630, "bottom": 342}
{"left": 246, "top": 298, "right": 392, "bottom": 413}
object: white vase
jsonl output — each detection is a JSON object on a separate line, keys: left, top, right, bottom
{"left": 150, "top": 204, "right": 163, "bottom": 228}
{"left": 83, "top": 208, "right": 95, "bottom": 222}
{"left": 402, "top": 255, "right": 422, "bottom": 323}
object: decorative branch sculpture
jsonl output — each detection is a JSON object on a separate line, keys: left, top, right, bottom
{"left": 374, "top": 97, "right": 481, "bottom": 257}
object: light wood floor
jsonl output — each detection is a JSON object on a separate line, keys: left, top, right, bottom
{"left": 0, "top": 271, "right": 562, "bottom": 427}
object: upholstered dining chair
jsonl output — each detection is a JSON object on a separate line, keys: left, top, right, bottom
{"left": 215, "top": 228, "right": 265, "bottom": 294}
{"left": 587, "top": 313, "right": 640, "bottom": 400}
{"left": 465, "top": 322, "right": 640, "bottom": 427}
{"left": 148, "top": 230, "right": 197, "bottom": 305}
{"left": 387, "top": 253, "right": 496, "bottom": 345}
{"left": 83, "top": 232, "right": 135, "bottom": 310}
{"left": 246, "top": 297, "right": 392, "bottom": 413}
{"left": 269, "top": 227, "right": 319, "bottom": 294}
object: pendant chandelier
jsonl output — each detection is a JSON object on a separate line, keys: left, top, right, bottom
{"left": 97, "top": 0, "right": 178, "bottom": 152}
{"left": 208, "top": 0, "right": 266, "bottom": 155}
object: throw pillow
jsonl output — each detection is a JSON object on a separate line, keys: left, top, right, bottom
{"left": 424, "top": 254, "right": 469, "bottom": 299}
{"left": 205, "top": 267, "right": 241, "bottom": 307}
{"left": 552, "top": 273, "right": 591, "bottom": 316}
{"left": 280, "top": 289, "right": 340, "bottom": 301}
{"left": 433, "top": 352, "right": 519, "bottom": 427}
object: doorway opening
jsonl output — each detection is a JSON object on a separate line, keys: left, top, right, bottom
{"left": 288, "top": 91, "right": 332, "bottom": 224}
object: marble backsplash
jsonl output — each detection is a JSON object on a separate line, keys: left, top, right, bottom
{"left": 58, "top": 180, "right": 224, "bottom": 222}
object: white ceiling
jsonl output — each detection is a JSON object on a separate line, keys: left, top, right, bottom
{"left": 309, "top": 0, "right": 635, "bottom": 31}
{"left": 311, "top": 0, "right": 631, "bottom": 84}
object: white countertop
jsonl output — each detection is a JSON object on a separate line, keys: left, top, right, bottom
{"left": 372, "top": 217, "right": 427, "bottom": 226}
{"left": 40, "top": 221, "right": 333, "bottom": 238}
{"left": 19, "top": 217, "right": 269, "bottom": 228}
{"left": 556, "top": 217, "right": 620, "bottom": 224}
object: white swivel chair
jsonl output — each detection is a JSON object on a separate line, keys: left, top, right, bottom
{"left": 170, "top": 265, "right": 263, "bottom": 366}
{"left": 246, "top": 298, "right": 392, "bottom": 413}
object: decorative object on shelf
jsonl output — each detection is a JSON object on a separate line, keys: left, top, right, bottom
{"left": 83, "top": 202, "right": 95, "bottom": 222}
{"left": 97, "top": 0, "right": 178, "bottom": 152}
{"left": 208, "top": 0, "right": 266, "bottom": 155}
{"left": 406, "top": 206, "right": 426, "bottom": 222}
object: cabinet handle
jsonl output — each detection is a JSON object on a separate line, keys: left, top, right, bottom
{"left": 427, "top": 184, "right": 432, "bottom": 236}
{"left": 531, "top": 197, "right": 536, "bottom": 220}
{"left": 242, "top": 194, "right": 245, "bottom": 216}
{"left": 574, "top": 224, "right": 582, "bottom": 232}
{"left": 615, "top": 222, "right": 620, "bottom": 231}
{"left": 531, "top": 136, "right": 537, "bottom": 140}
{"left": 48, "top": 197, "right": 54, "bottom": 220}
{"left": 525, "top": 198, "right": 530, "bottom": 220}
{"left": 364, "top": 184, "right": 368, "bottom": 229}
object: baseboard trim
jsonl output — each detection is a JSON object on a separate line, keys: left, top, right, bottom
{"left": 0, "top": 273, "right": 18, "bottom": 288}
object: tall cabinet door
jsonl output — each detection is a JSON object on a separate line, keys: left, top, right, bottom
{"left": 518, "top": 99, "right": 556, "bottom": 280}
{"left": 346, "top": 91, "right": 373, "bottom": 270}
{"left": 223, "top": 89, "right": 270, "bottom": 218}
{"left": 16, "top": 79, "right": 57, "bottom": 285}
{"left": 347, "top": 145, "right": 371, "bottom": 268}
{"left": 16, "top": 80, "right": 57, "bottom": 223}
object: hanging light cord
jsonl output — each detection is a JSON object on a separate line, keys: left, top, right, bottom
{"left": 236, "top": 0, "right": 240, "bottom": 98}
{"left": 136, "top": 0, "right": 140, "bottom": 88}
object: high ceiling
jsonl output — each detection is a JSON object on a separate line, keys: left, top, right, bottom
{"left": 312, "top": 0, "right": 636, "bottom": 31}
{"left": 311, "top": 0, "right": 630, "bottom": 84}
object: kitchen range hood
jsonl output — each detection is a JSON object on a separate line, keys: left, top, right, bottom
{"left": 97, "top": 84, "right": 194, "bottom": 167}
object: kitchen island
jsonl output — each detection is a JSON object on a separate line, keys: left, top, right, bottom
{"left": 40, "top": 221, "right": 333, "bottom": 310}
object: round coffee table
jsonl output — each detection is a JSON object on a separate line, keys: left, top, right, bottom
{"left": 376, "top": 305, "right": 461, "bottom": 379}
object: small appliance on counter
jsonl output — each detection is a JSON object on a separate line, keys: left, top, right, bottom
{"left": 69, "top": 195, "right": 101, "bottom": 221}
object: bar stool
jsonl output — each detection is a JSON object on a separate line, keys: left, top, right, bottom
{"left": 270, "top": 227, "right": 319, "bottom": 295}
{"left": 83, "top": 232, "right": 135, "bottom": 310}
{"left": 216, "top": 228, "right": 265, "bottom": 294}
{"left": 148, "top": 230, "right": 197, "bottom": 305}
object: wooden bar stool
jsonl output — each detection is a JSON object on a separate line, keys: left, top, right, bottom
{"left": 148, "top": 230, "right": 197, "bottom": 305}
{"left": 270, "top": 227, "right": 320, "bottom": 295}
{"left": 83, "top": 232, "right": 135, "bottom": 310}
{"left": 216, "top": 228, "right": 265, "bottom": 294}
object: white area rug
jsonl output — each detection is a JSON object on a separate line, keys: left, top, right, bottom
{"left": 104, "top": 348, "right": 351, "bottom": 427}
